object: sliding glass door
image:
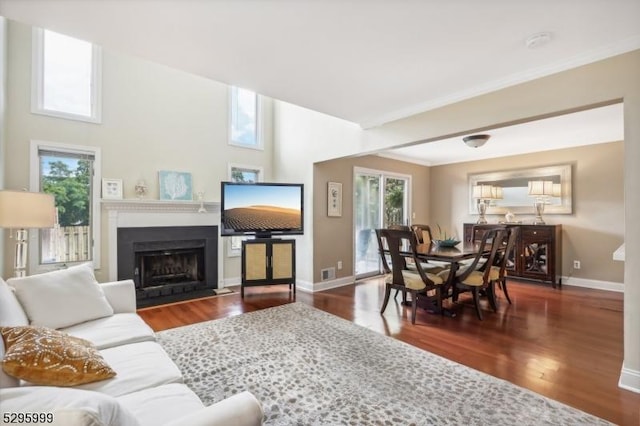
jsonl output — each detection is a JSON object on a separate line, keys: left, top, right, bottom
{"left": 354, "top": 168, "right": 410, "bottom": 278}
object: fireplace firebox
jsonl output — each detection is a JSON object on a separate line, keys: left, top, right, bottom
{"left": 117, "top": 226, "right": 218, "bottom": 308}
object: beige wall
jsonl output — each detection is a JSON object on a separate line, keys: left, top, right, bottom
{"left": 275, "top": 50, "right": 639, "bottom": 387}
{"left": 430, "top": 141, "right": 624, "bottom": 284}
{"left": 313, "top": 155, "right": 430, "bottom": 282}
{"left": 2, "top": 20, "right": 274, "bottom": 282}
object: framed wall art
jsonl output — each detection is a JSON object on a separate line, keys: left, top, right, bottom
{"left": 102, "top": 178, "right": 123, "bottom": 200}
{"left": 327, "top": 181, "right": 342, "bottom": 217}
{"left": 159, "top": 170, "right": 193, "bottom": 201}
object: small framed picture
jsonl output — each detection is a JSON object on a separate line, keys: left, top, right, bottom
{"left": 102, "top": 178, "right": 123, "bottom": 200}
{"left": 327, "top": 181, "right": 342, "bottom": 217}
{"left": 159, "top": 170, "right": 193, "bottom": 201}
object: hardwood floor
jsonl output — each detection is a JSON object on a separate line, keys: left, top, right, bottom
{"left": 138, "top": 278, "right": 639, "bottom": 425}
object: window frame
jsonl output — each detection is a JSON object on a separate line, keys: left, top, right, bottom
{"left": 29, "top": 140, "right": 102, "bottom": 273}
{"left": 31, "top": 27, "right": 103, "bottom": 124}
{"left": 228, "top": 86, "right": 263, "bottom": 150}
{"left": 227, "top": 163, "right": 264, "bottom": 257}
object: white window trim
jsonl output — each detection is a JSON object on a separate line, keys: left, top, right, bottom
{"left": 226, "top": 163, "right": 264, "bottom": 257}
{"left": 228, "top": 86, "right": 263, "bottom": 150}
{"left": 31, "top": 27, "right": 103, "bottom": 124}
{"left": 29, "top": 140, "right": 102, "bottom": 273}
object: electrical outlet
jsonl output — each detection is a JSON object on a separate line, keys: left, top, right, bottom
{"left": 573, "top": 260, "right": 581, "bottom": 270}
{"left": 337, "top": 261, "right": 343, "bottom": 270}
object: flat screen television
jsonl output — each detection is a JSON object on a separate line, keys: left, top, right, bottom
{"left": 220, "top": 181, "right": 304, "bottom": 238}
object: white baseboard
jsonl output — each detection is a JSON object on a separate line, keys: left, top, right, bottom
{"left": 300, "top": 276, "right": 356, "bottom": 292}
{"left": 221, "top": 277, "right": 241, "bottom": 288}
{"left": 561, "top": 276, "right": 624, "bottom": 292}
{"left": 619, "top": 363, "right": 640, "bottom": 393}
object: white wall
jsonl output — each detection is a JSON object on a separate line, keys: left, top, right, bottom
{"left": 3, "top": 19, "right": 274, "bottom": 282}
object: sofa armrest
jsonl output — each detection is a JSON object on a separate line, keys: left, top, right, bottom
{"left": 99, "top": 280, "right": 137, "bottom": 313}
{"left": 164, "top": 391, "right": 263, "bottom": 426}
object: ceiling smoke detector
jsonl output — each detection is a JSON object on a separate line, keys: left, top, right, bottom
{"left": 463, "top": 134, "right": 490, "bottom": 148}
{"left": 525, "top": 32, "right": 552, "bottom": 49}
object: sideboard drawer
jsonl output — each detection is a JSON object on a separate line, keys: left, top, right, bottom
{"left": 521, "top": 226, "right": 553, "bottom": 240}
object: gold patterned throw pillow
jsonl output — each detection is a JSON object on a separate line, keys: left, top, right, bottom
{"left": 0, "top": 326, "right": 116, "bottom": 386}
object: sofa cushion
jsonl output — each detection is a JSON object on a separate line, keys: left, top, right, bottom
{"left": 117, "top": 383, "right": 204, "bottom": 426}
{"left": 0, "top": 386, "right": 140, "bottom": 426}
{"left": 61, "top": 313, "right": 156, "bottom": 350}
{"left": 0, "top": 278, "right": 29, "bottom": 328}
{"left": 0, "top": 336, "right": 19, "bottom": 389}
{"left": 74, "top": 341, "right": 183, "bottom": 397}
{"left": 1, "top": 326, "right": 116, "bottom": 387}
{"left": 7, "top": 263, "right": 114, "bottom": 329}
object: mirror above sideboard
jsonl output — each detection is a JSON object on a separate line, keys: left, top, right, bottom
{"left": 468, "top": 164, "right": 573, "bottom": 215}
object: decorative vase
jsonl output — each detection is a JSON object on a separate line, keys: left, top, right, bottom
{"left": 134, "top": 180, "right": 148, "bottom": 199}
{"left": 505, "top": 211, "right": 515, "bottom": 223}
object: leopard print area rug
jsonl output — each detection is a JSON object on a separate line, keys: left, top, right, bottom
{"left": 157, "top": 302, "right": 609, "bottom": 425}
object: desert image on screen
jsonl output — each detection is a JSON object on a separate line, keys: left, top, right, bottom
{"left": 224, "top": 185, "right": 302, "bottom": 231}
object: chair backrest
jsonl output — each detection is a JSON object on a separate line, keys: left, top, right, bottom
{"left": 376, "top": 228, "right": 437, "bottom": 288}
{"left": 469, "top": 224, "right": 506, "bottom": 243}
{"left": 374, "top": 229, "right": 393, "bottom": 274}
{"left": 496, "top": 226, "right": 519, "bottom": 280}
{"left": 457, "top": 228, "right": 507, "bottom": 283}
{"left": 411, "top": 224, "right": 433, "bottom": 245}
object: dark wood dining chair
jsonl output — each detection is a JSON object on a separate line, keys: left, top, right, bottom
{"left": 493, "top": 226, "right": 518, "bottom": 304}
{"left": 375, "top": 228, "right": 444, "bottom": 324}
{"left": 450, "top": 228, "right": 507, "bottom": 320}
{"left": 410, "top": 224, "right": 449, "bottom": 273}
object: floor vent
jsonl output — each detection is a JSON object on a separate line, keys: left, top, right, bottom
{"left": 321, "top": 267, "right": 336, "bottom": 281}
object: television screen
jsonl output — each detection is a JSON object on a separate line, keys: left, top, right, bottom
{"left": 220, "top": 182, "right": 304, "bottom": 237}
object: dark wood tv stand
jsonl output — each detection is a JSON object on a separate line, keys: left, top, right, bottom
{"left": 241, "top": 238, "right": 296, "bottom": 297}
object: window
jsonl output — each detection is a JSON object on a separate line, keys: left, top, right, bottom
{"left": 227, "top": 164, "right": 263, "bottom": 256}
{"left": 30, "top": 141, "right": 102, "bottom": 272}
{"left": 229, "top": 86, "right": 261, "bottom": 149}
{"left": 32, "top": 28, "right": 102, "bottom": 123}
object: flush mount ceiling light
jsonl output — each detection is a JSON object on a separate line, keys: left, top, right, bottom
{"left": 525, "top": 32, "right": 552, "bottom": 49}
{"left": 463, "top": 134, "right": 490, "bottom": 148}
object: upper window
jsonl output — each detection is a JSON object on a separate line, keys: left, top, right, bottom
{"left": 229, "top": 86, "right": 262, "bottom": 149}
{"left": 32, "top": 28, "right": 102, "bottom": 123}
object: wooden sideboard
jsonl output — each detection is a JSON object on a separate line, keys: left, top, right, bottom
{"left": 463, "top": 223, "right": 562, "bottom": 287}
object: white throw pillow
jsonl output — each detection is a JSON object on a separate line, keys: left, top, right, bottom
{"left": 7, "top": 264, "right": 114, "bottom": 329}
{"left": 0, "top": 386, "right": 140, "bottom": 426}
{"left": 0, "top": 277, "right": 29, "bottom": 327}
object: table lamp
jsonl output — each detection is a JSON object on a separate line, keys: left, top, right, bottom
{"left": 0, "top": 190, "right": 56, "bottom": 277}
{"left": 472, "top": 184, "right": 494, "bottom": 224}
{"left": 527, "top": 180, "right": 553, "bottom": 225}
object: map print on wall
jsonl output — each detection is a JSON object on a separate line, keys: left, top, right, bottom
{"left": 159, "top": 171, "right": 193, "bottom": 201}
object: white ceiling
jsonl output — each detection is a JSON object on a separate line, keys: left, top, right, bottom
{"left": 378, "top": 102, "right": 624, "bottom": 166}
{"left": 0, "top": 1, "right": 635, "bottom": 165}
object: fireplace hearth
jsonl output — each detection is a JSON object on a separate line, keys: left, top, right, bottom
{"left": 117, "top": 226, "right": 218, "bottom": 308}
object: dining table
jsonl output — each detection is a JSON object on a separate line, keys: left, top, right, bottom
{"left": 410, "top": 240, "right": 490, "bottom": 317}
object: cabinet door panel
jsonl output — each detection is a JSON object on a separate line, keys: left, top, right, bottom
{"left": 272, "top": 243, "right": 293, "bottom": 279}
{"left": 245, "top": 243, "right": 267, "bottom": 280}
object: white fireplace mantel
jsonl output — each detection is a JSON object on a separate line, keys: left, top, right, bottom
{"left": 102, "top": 199, "right": 220, "bottom": 213}
{"left": 103, "top": 199, "right": 223, "bottom": 285}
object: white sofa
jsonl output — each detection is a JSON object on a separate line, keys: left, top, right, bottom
{"left": 0, "top": 264, "right": 263, "bottom": 426}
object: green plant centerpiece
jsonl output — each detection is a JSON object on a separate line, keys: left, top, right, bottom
{"left": 434, "top": 224, "right": 461, "bottom": 247}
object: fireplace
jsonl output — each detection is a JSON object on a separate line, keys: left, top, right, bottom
{"left": 117, "top": 226, "right": 218, "bottom": 308}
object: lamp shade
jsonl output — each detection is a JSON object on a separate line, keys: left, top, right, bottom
{"left": 492, "top": 186, "right": 503, "bottom": 200}
{"left": 0, "top": 190, "right": 56, "bottom": 229}
{"left": 472, "top": 184, "right": 494, "bottom": 199}
{"left": 528, "top": 180, "right": 555, "bottom": 197}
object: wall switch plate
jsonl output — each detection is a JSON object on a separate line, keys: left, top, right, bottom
{"left": 573, "top": 260, "right": 581, "bottom": 269}
{"left": 337, "top": 261, "right": 343, "bottom": 270}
